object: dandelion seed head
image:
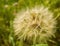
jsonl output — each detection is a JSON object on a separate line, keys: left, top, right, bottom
{"left": 13, "top": 6, "right": 56, "bottom": 44}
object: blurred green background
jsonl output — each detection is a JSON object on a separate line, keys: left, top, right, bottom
{"left": 0, "top": 0, "right": 60, "bottom": 46}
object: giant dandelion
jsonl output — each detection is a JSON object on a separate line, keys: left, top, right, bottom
{"left": 13, "top": 5, "right": 56, "bottom": 44}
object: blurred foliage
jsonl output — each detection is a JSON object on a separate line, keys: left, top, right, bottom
{"left": 32, "top": 44, "right": 48, "bottom": 46}
{"left": 0, "top": 0, "right": 60, "bottom": 46}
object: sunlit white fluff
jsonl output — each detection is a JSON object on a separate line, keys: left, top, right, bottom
{"left": 13, "top": 6, "right": 56, "bottom": 44}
